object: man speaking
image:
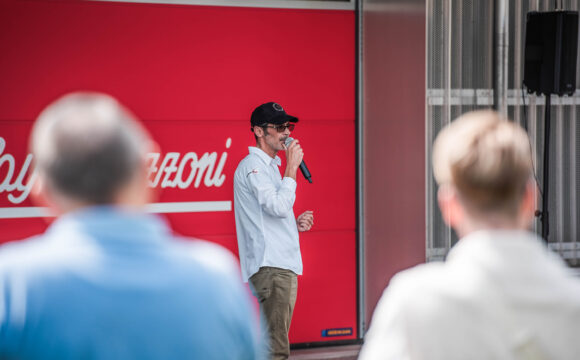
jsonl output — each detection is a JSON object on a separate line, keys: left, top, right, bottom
{"left": 234, "top": 102, "right": 314, "bottom": 360}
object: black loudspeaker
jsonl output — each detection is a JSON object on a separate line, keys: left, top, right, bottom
{"left": 524, "top": 11, "right": 579, "bottom": 96}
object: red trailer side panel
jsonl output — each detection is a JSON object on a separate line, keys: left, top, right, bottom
{"left": 0, "top": 0, "right": 356, "bottom": 344}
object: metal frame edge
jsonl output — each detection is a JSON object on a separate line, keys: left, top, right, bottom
{"left": 355, "top": 0, "right": 365, "bottom": 340}
{"left": 92, "top": 0, "right": 356, "bottom": 10}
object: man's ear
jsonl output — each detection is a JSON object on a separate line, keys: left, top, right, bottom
{"left": 30, "top": 174, "right": 49, "bottom": 208}
{"left": 437, "top": 184, "right": 464, "bottom": 230}
{"left": 519, "top": 180, "right": 537, "bottom": 229}
{"left": 140, "top": 139, "right": 161, "bottom": 203}
{"left": 253, "top": 126, "right": 264, "bottom": 138}
{"left": 29, "top": 174, "right": 62, "bottom": 218}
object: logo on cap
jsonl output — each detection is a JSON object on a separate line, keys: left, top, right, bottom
{"left": 272, "top": 103, "right": 284, "bottom": 112}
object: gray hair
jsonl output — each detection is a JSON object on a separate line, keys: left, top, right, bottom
{"left": 32, "top": 92, "right": 150, "bottom": 204}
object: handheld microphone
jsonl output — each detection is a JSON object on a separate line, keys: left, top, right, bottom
{"left": 285, "top": 137, "right": 312, "bottom": 183}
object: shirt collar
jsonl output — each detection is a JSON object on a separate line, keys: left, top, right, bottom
{"left": 249, "top": 147, "right": 281, "bottom": 167}
{"left": 48, "top": 205, "right": 170, "bottom": 246}
{"left": 446, "top": 229, "right": 543, "bottom": 264}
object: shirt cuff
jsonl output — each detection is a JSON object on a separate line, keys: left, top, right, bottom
{"left": 281, "top": 177, "right": 297, "bottom": 191}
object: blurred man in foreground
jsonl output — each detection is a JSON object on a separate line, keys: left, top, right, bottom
{"left": 0, "top": 92, "right": 262, "bottom": 359}
{"left": 360, "top": 111, "right": 580, "bottom": 360}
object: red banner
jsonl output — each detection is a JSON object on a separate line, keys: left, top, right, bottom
{"left": 0, "top": 0, "right": 356, "bottom": 344}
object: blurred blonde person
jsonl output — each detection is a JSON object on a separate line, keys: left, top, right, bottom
{"left": 359, "top": 111, "right": 580, "bottom": 360}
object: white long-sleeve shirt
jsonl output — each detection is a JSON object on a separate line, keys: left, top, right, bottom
{"left": 360, "top": 230, "right": 580, "bottom": 360}
{"left": 233, "top": 147, "right": 302, "bottom": 282}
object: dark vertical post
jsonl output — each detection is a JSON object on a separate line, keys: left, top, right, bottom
{"left": 541, "top": 96, "right": 551, "bottom": 242}
{"left": 492, "top": 0, "right": 498, "bottom": 110}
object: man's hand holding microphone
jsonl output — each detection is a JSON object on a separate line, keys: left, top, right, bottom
{"left": 284, "top": 137, "right": 312, "bottom": 183}
{"left": 283, "top": 137, "right": 304, "bottom": 181}
{"left": 283, "top": 137, "right": 314, "bottom": 232}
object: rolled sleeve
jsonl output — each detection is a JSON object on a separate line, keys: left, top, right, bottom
{"left": 247, "top": 170, "right": 296, "bottom": 218}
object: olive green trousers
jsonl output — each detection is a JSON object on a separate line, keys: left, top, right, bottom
{"left": 250, "top": 267, "right": 298, "bottom": 360}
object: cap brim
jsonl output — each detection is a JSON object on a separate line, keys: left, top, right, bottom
{"left": 287, "top": 115, "right": 299, "bottom": 123}
{"left": 269, "top": 114, "right": 299, "bottom": 125}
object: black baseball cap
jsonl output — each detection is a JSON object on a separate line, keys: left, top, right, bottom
{"left": 250, "top": 102, "right": 299, "bottom": 127}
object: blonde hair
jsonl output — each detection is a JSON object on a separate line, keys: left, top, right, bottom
{"left": 433, "top": 110, "right": 533, "bottom": 218}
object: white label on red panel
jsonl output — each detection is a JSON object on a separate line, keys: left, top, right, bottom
{"left": 0, "top": 137, "right": 233, "bottom": 217}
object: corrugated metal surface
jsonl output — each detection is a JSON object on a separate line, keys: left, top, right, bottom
{"left": 426, "top": 0, "right": 580, "bottom": 266}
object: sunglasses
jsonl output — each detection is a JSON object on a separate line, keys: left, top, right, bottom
{"left": 263, "top": 123, "right": 295, "bottom": 133}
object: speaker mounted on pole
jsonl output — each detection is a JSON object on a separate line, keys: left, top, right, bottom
{"left": 523, "top": 11, "right": 578, "bottom": 96}
{"left": 523, "top": 9, "right": 579, "bottom": 242}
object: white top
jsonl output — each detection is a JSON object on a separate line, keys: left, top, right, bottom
{"left": 233, "top": 147, "right": 302, "bottom": 282}
{"left": 359, "top": 230, "right": 580, "bottom": 360}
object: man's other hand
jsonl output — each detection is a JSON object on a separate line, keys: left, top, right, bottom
{"left": 296, "top": 210, "right": 314, "bottom": 232}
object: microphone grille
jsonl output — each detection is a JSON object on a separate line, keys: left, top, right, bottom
{"left": 285, "top": 137, "right": 294, "bottom": 147}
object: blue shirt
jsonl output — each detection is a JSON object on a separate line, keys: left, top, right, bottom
{"left": 0, "top": 206, "right": 262, "bottom": 360}
{"left": 233, "top": 147, "right": 302, "bottom": 282}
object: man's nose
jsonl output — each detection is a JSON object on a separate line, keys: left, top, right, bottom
{"left": 284, "top": 126, "right": 291, "bottom": 135}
